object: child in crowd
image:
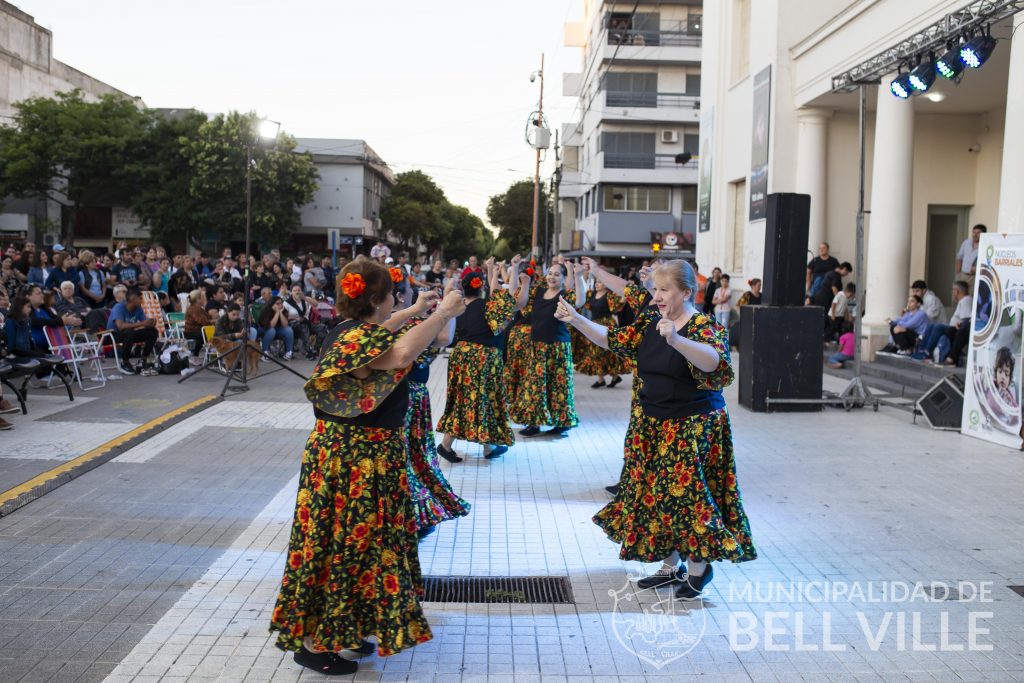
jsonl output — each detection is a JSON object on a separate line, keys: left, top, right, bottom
{"left": 827, "top": 321, "right": 856, "bottom": 369}
{"left": 826, "top": 282, "right": 855, "bottom": 342}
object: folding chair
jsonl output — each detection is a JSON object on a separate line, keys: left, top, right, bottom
{"left": 201, "top": 324, "right": 224, "bottom": 369}
{"left": 166, "top": 312, "right": 186, "bottom": 341}
{"left": 141, "top": 291, "right": 169, "bottom": 340}
{"left": 44, "top": 326, "right": 106, "bottom": 391}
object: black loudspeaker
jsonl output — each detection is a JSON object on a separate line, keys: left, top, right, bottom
{"left": 915, "top": 376, "right": 965, "bottom": 430}
{"left": 762, "top": 193, "right": 811, "bottom": 307}
{"left": 738, "top": 306, "right": 824, "bottom": 412}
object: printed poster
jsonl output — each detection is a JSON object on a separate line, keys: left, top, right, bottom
{"left": 698, "top": 106, "right": 713, "bottom": 233}
{"left": 749, "top": 66, "right": 771, "bottom": 221}
{"left": 961, "top": 233, "right": 1024, "bottom": 449}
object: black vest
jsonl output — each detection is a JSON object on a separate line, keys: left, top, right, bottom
{"left": 531, "top": 289, "right": 570, "bottom": 343}
{"left": 637, "top": 321, "right": 725, "bottom": 419}
{"left": 455, "top": 298, "right": 501, "bottom": 348}
{"left": 589, "top": 293, "right": 611, "bottom": 320}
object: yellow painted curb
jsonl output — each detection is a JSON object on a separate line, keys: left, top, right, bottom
{"left": 0, "top": 394, "right": 218, "bottom": 507}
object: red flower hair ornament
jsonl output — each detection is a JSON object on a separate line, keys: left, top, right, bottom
{"left": 469, "top": 276, "right": 483, "bottom": 289}
{"left": 340, "top": 272, "right": 366, "bottom": 298}
{"left": 389, "top": 267, "right": 404, "bottom": 283}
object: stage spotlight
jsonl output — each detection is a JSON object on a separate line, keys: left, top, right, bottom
{"left": 961, "top": 34, "right": 996, "bottom": 68}
{"left": 890, "top": 72, "right": 913, "bottom": 99}
{"left": 909, "top": 59, "right": 936, "bottom": 92}
{"left": 935, "top": 48, "right": 966, "bottom": 80}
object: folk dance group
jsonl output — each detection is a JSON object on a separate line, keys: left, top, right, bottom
{"left": 269, "top": 255, "right": 757, "bottom": 675}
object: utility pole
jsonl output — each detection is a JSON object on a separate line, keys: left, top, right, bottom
{"left": 530, "top": 53, "right": 545, "bottom": 264}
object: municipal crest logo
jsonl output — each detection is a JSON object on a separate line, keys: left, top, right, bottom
{"left": 608, "top": 577, "right": 707, "bottom": 668}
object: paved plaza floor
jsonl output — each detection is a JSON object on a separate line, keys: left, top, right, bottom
{"left": 1, "top": 358, "right": 1024, "bottom": 682}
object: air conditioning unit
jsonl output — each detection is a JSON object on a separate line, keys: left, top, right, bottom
{"left": 42, "top": 233, "right": 59, "bottom": 246}
{"left": 660, "top": 130, "right": 679, "bottom": 144}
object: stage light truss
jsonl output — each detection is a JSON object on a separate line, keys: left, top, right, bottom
{"left": 831, "top": 0, "right": 1024, "bottom": 92}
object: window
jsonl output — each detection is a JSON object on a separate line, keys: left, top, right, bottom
{"left": 684, "top": 134, "right": 700, "bottom": 156}
{"left": 680, "top": 185, "right": 698, "bottom": 213}
{"left": 602, "top": 132, "right": 656, "bottom": 169}
{"left": 602, "top": 185, "right": 671, "bottom": 213}
{"left": 604, "top": 72, "right": 657, "bottom": 107}
{"left": 685, "top": 74, "right": 702, "bottom": 95}
{"left": 608, "top": 11, "right": 660, "bottom": 46}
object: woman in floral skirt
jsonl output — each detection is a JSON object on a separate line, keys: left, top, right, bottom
{"left": 509, "top": 260, "right": 585, "bottom": 436}
{"left": 556, "top": 259, "right": 756, "bottom": 600}
{"left": 270, "top": 256, "right": 465, "bottom": 675}
{"left": 437, "top": 258, "right": 520, "bottom": 459}
{"left": 575, "top": 280, "right": 632, "bottom": 388}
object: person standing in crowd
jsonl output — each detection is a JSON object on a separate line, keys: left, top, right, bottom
{"left": 369, "top": 240, "right": 391, "bottom": 262}
{"left": 737, "top": 278, "right": 762, "bottom": 307}
{"left": 424, "top": 259, "right": 445, "bottom": 290}
{"left": 437, "top": 258, "right": 519, "bottom": 460}
{"left": 510, "top": 260, "right": 585, "bottom": 437}
{"left": 270, "top": 256, "right": 465, "bottom": 674}
{"left": 881, "top": 295, "right": 929, "bottom": 354}
{"left": 575, "top": 279, "right": 630, "bottom": 389}
{"left": 911, "top": 279, "right": 945, "bottom": 323}
{"left": 110, "top": 249, "right": 140, "bottom": 289}
{"left": 826, "top": 282, "right": 856, "bottom": 343}
{"left": 44, "top": 251, "right": 73, "bottom": 292}
{"left": 107, "top": 288, "right": 159, "bottom": 375}
{"left": 702, "top": 267, "right": 722, "bottom": 316}
{"left": 460, "top": 255, "right": 483, "bottom": 278}
{"left": 711, "top": 273, "right": 732, "bottom": 328}
{"left": 555, "top": 259, "right": 757, "bottom": 598}
{"left": 808, "top": 261, "right": 853, "bottom": 309}
{"left": 806, "top": 242, "right": 840, "bottom": 299}
{"left": 956, "top": 224, "right": 986, "bottom": 292}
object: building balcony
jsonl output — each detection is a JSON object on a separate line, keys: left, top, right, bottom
{"left": 600, "top": 29, "right": 701, "bottom": 65}
{"left": 558, "top": 168, "right": 584, "bottom": 199}
{"left": 578, "top": 211, "right": 697, "bottom": 249}
{"left": 596, "top": 91, "right": 700, "bottom": 124}
{"left": 603, "top": 152, "right": 697, "bottom": 170}
{"left": 586, "top": 152, "right": 698, "bottom": 185}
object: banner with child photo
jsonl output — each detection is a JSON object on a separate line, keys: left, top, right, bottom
{"left": 961, "top": 233, "right": 1024, "bottom": 449}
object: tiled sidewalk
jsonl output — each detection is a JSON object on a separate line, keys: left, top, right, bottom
{"left": 79, "top": 361, "right": 1024, "bottom": 682}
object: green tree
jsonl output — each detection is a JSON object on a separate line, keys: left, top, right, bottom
{"left": 180, "top": 111, "right": 318, "bottom": 249}
{"left": 486, "top": 179, "right": 551, "bottom": 257}
{"left": 127, "top": 109, "right": 209, "bottom": 247}
{"left": 0, "top": 89, "right": 149, "bottom": 245}
{"left": 380, "top": 170, "right": 451, "bottom": 251}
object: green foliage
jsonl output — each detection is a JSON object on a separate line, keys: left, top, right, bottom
{"left": 486, "top": 179, "right": 551, "bottom": 257}
{"left": 180, "top": 111, "right": 319, "bottom": 249}
{"left": 0, "top": 89, "right": 149, "bottom": 242}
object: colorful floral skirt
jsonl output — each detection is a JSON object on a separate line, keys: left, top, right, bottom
{"left": 406, "top": 381, "right": 471, "bottom": 529}
{"left": 594, "top": 408, "right": 757, "bottom": 563}
{"left": 504, "top": 324, "right": 533, "bottom": 412}
{"left": 270, "top": 419, "right": 432, "bottom": 656}
{"left": 508, "top": 339, "right": 579, "bottom": 429}
{"left": 438, "top": 342, "right": 514, "bottom": 446}
{"left": 574, "top": 316, "right": 632, "bottom": 377}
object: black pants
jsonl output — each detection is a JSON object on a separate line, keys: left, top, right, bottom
{"left": 890, "top": 323, "right": 918, "bottom": 351}
{"left": 184, "top": 330, "right": 205, "bottom": 354}
{"left": 946, "top": 324, "right": 970, "bottom": 366}
{"left": 114, "top": 326, "right": 158, "bottom": 361}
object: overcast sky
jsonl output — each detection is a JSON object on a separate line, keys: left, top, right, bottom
{"left": 15, "top": 0, "right": 585, "bottom": 224}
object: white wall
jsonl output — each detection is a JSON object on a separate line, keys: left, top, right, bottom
{"left": 298, "top": 164, "right": 366, "bottom": 232}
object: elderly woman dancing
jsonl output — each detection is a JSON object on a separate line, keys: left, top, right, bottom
{"left": 555, "top": 259, "right": 756, "bottom": 600}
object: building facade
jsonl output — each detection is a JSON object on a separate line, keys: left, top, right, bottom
{"left": 697, "top": 0, "right": 1024, "bottom": 354}
{"left": 558, "top": 0, "right": 704, "bottom": 260}
{"left": 0, "top": 1, "right": 133, "bottom": 247}
{"left": 291, "top": 139, "right": 395, "bottom": 257}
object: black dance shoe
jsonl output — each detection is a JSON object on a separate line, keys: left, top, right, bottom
{"left": 520, "top": 426, "right": 541, "bottom": 437}
{"left": 293, "top": 647, "right": 358, "bottom": 675}
{"left": 636, "top": 564, "right": 687, "bottom": 590}
{"left": 485, "top": 445, "right": 508, "bottom": 459}
{"left": 608, "top": 375, "right": 623, "bottom": 388}
{"left": 591, "top": 379, "right": 606, "bottom": 388}
{"left": 604, "top": 484, "right": 620, "bottom": 495}
{"left": 346, "top": 640, "right": 375, "bottom": 656}
{"left": 675, "top": 564, "right": 714, "bottom": 601}
{"left": 436, "top": 444, "right": 463, "bottom": 463}
{"left": 546, "top": 426, "right": 572, "bottom": 436}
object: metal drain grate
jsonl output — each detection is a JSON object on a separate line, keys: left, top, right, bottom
{"left": 423, "top": 576, "right": 574, "bottom": 604}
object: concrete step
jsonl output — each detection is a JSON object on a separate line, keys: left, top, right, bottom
{"left": 822, "top": 351, "right": 966, "bottom": 412}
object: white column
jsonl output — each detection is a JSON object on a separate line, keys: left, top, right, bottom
{"left": 863, "top": 79, "right": 914, "bottom": 334}
{"left": 795, "top": 109, "right": 830, "bottom": 251}
{"left": 998, "top": 12, "right": 1024, "bottom": 232}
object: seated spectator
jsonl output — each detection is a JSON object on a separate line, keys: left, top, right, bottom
{"left": 5, "top": 294, "right": 45, "bottom": 358}
{"left": 827, "top": 321, "right": 857, "bottom": 369}
{"left": 881, "top": 295, "right": 929, "bottom": 354}
{"left": 183, "top": 289, "right": 213, "bottom": 356}
{"left": 27, "top": 250, "right": 49, "bottom": 288}
{"left": 911, "top": 279, "right": 944, "bottom": 323}
{"left": 912, "top": 280, "right": 971, "bottom": 366}
{"left": 77, "top": 250, "right": 108, "bottom": 308}
{"left": 257, "top": 295, "right": 294, "bottom": 360}
{"left": 283, "top": 284, "right": 327, "bottom": 360}
{"left": 303, "top": 256, "right": 326, "bottom": 297}
{"left": 826, "top": 282, "right": 856, "bottom": 343}
{"left": 29, "top": 286, "right": 81, "bottom": 349}
{"left": 806, "top": 242, "right": 840, "bottom": 299}
{"left": 215, "top": 302, "right": 257, "bottom": 342}
{"left": 205, "top": 286, "right": 228, "bottom": 317}
{"left": 55, "top": 280, "right": 107, "bottom": 332}
{"left": 44, "top": 251, "right": 75, "bottom": 292}
{"left": 107, "top": 288, "right": 159, "bottom": 375}
{"left": 250, "top": 287, "right": 274, "bottom": 325}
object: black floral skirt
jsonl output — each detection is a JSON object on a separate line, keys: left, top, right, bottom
{"left": 270, "top": 420, "right": 432, "bottom": 656}
{"left": 438, "top": 342, "right": 514, "bottom": 446}
{"left": 406, "top": 381, "right": 471, "bottom": 528}
{"left": 508, "top": 339, "right": 579, "bottom": 429}
{"left": 594, "top": 408, "right": 757, "bottom": 563}
{"left": 504, "top": 324, "right": 533, "bottom": 413}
